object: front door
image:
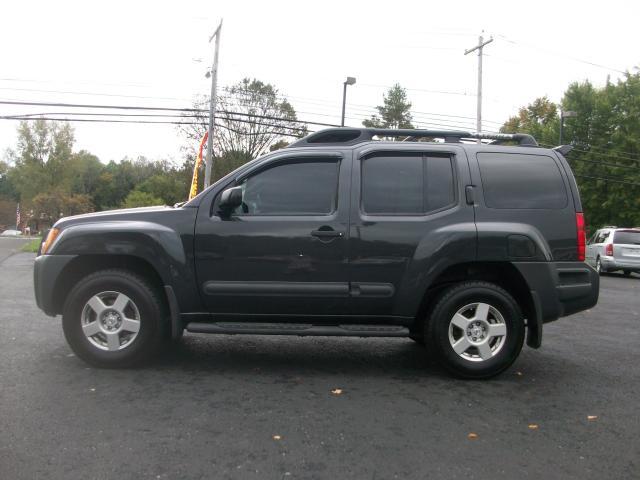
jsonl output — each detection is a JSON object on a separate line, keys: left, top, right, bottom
{"left": 194, "top": 152, "right": 351, "bottom": 318}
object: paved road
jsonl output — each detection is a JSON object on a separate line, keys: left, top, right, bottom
{"left": 1, "top": 253, "right": 639, "bottom": 479}
{"left": 0, "top": 236, "right": 30, "bottom": 262}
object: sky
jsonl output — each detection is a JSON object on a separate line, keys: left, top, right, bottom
{"left": 1, "top": 0, "right": 638, "bottom": 164}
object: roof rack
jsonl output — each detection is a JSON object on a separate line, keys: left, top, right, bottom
{"left": 288, "top": 128, "right": 538, "bottom": 148}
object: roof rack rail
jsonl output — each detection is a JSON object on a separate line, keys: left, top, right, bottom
{"left": 288, "top": 128, "right": 538, "bottom": 148}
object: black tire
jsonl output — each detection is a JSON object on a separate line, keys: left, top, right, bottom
{"left": 409, "top": 334, "right": 425, "bottom": 345}
{"left": 596, "top": 257, "right": 605, "bottom": 275}
{"left": 62, "top": 269, "right": 168, "bottom": 368}
{"left": 425, "top": 281, "right": 525, "bottom": 379}
{"left": 623, "top": 270, "right": 631, "bottom": 277}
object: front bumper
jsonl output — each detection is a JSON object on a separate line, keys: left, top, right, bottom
{"left": 33, "top": 254, "right": 77, "bottom": 316}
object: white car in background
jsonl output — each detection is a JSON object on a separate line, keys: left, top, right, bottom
{"left": 1, "top": 229, "right": 22, "bottom": 237}
{"left": 586, "top": 227, "right": 640, "bottom": 276}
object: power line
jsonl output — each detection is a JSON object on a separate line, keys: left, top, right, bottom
{"left": 0, "top": 86, "right": 191, "bottom": 102}
{"left": 541, "top": 143, "right": 640, "bottom": 166}
{"left": 566, "top": 155, "right": 640, "bottom": 171}
{"left": 0, "top": 115, "right": 308, "bottom": 138}
{"left": 575, "top": 174, "right": 640, "bottom": 187}
{"left": 0, "top": 100, "right": 340, "bottom": 128}
{"left": 496, "top": 34, "right": 628, "bottom": 75}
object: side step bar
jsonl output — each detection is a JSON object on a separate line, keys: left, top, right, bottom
{"left": 185, "top": 322, "right": 410, "bottom": 338}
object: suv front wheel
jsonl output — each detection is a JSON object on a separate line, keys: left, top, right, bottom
{"left": 62, "top": 269, "right": 168, "bottom": 368}
{"left": 425, "top": 281, "right": 525, "bottom": 379}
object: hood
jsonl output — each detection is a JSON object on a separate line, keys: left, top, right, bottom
{"left": 54, "top": 205, "right": 176, "bottom": 229}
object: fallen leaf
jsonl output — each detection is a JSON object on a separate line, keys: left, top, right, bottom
{"left": 272, "top": 435, "right": 281, "bottom": 440}
{"left": 467, "top": 433, "right": 478, "bottom": 440}
{"left": 587, "top": 415, "right": 598, "bottom": 421}
{"left": 528, "top": 424, "right": 539, "bottom": 430}
{"left": 331, "top": 388, "right": 343, "bottom": 395}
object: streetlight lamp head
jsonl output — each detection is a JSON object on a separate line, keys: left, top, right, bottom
{"left": 345, "top": 76, "right": 356, "bottom": 86}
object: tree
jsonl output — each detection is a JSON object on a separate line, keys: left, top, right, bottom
{"left": 500, "top": 73, "right": 640, "bottom": 229}
{"left": 31, "top": 191, "right": 93, "bottom": 223}
{"left": 8, "top": 120, "right": 76, "bottom": 201}
{"left": 363, "top": 83, "right": 414, "bottom": 129}
{"left": 500, "top": 96, "right": 558, "bottom": 145}
{"left": 122, "top": 190, "right": 164, "bottom": 208}
{"left": 179, "top": 78, "right": 306, "bottom": 180}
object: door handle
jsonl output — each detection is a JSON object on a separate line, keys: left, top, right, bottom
{"left": 311, "top": 228, "right": 343, "bottom": 238}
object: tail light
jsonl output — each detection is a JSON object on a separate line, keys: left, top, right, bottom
{"left": 576, "top": 213, "right": 586, "bottom": 261}
{"left": 605, "top": 243, "right": 614, "bottom": 256}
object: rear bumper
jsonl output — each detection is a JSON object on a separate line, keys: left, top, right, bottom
{"left": 33, "top": 254, "right": 77, "bottom": 316}
{"left": 513, "top": 261, "right": 599, "bottom": 323}
{"left": 601, "top": 256, "right": 640, "bottom": 271}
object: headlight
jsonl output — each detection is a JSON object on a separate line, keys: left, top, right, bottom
{"left": 40, "top": 228, "right": 60, "bottom": 255}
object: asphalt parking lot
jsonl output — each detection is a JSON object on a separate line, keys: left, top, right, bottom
{"left": 1, "top": 241, "right": 639, "bottom": 479}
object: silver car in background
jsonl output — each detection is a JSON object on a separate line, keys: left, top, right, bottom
{"left": 586, "top": 227, "right": 640, "bottom": 276}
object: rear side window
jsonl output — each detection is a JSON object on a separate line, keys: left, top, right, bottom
{"left": 477, "top": 153, "right": 568, "bottom": 209}
{"left": 614, "top": 230, "right": 640, "bottom": 245}
{"left": 361, "top": 153, "right": 456, "bottom": 215}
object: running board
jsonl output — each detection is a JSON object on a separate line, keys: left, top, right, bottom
{"left": 185, "top": 322, "right": 410, "bottom": 338}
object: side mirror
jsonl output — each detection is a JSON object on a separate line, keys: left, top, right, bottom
{"left": 218, "top": 186, "right": 243, "bottom": 214}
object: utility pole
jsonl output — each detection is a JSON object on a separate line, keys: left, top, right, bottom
{"left": 464, "top": 33, "right": 493, "bottom": 142}
{"left": 204, "top": 19, "right": 222, "bottom": 189}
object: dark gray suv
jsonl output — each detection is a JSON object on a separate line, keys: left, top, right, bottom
{"left": 34, "top": 128, "right": 599, "bottom": 378}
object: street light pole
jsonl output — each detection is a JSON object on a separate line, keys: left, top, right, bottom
{"left": 204, "top": 19, "right": 223, "bottom": 189}
{"left": 464, "top": 34, "right": 493, "bottom": 142}
{"left": 559, "top": 110, "right": 577, "bottom": 145}
{"left": 341, "top": 76, "right": 356, "bottom": 127}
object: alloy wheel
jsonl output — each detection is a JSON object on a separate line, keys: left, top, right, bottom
{"left": 447, "top": 302, "right": 507, "bottom": 362}
{"left": 80, "top": 291, "right": 141, "bottom": 351}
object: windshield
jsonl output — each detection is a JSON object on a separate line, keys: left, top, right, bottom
{"left": 614, "top": 230, "right": 640, "bottom": 245}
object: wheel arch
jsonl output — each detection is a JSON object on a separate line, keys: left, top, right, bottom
{"left": 414, "top": 261, "right": 540, "bottom": 348}
{"left": 52, "top": 254, "right": 167, "bottom": 315}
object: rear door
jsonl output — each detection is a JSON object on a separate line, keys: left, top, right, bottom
{"left": 613, "top": 230, "right": 640, "bottom": 268}
{"left": 348, "top": 144, "right": 475, "bottom": 319}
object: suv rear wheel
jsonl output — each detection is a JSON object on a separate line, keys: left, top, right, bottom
{"left": 62, "top": 269, "right": 167, "bottom": 368}
{"left": 596, "top": 257, "right": 605, "bottom": 275}
{"left": 425, "top": 281, "right": 525, "bottom": 379}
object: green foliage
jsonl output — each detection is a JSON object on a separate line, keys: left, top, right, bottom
{"left": 122, "top": 190, "right": 164, "bottom": 209}
{"left": 500, "top": 96, "right": 559, "bottom": 145}
{"left": 2, "top": 120, "right": 195, "bottom": 231}
{"left": 212, "top": 150, "right": 253, "bottom": 182}
{"left": 31, "top": 191, "right": 93, "bottom": 220}
{"left": 21, "top": 237, "right": 42, "bottom": 252}
{"left": 363, "top": 83, "right": 414, "bottom": 129}
{"left": 501, "top": 73, "right": 640, "bottom": 230}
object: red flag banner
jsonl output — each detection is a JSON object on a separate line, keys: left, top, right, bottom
{"left": 188, "top": 132, "right": 209, "bottom": 201}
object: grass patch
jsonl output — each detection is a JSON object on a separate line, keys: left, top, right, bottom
{"left": 21, "top": 237, "right": 42, "bottom": 253}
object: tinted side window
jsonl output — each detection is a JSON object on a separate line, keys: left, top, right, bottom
{"left": 614, "top": 230, "right": 640, "bottom": 244}
{"left": 235, "top": 159, "right": 339, "bottom": 215}
{"left": 426, "top": 156, "right": 455, "bottom": 211}
{"left": 477, "top": 153, "right": 568, "bottom": 209}
{"left": 362, "top": 154, "right": 455, "bottom": 215}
